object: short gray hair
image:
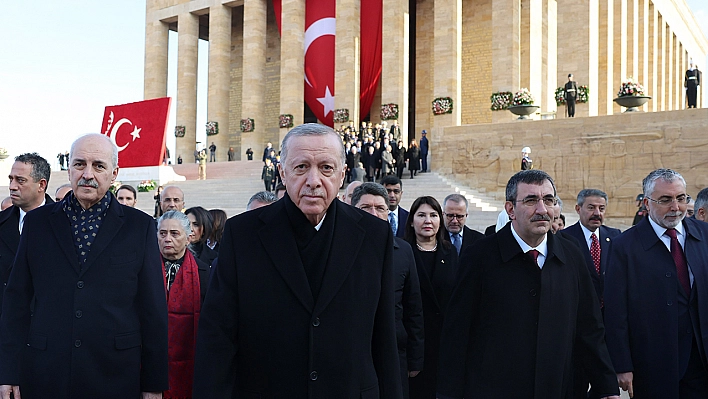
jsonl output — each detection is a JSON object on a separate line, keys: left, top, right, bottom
{"left": 15, "top": 153, "right": 51, "bottom": 188}
{"left": 576, "top": 189, "right": 608, "bottom": 206}
{"left": 642, "top": 169, "right": 686, "bottom": 198}
{"left": 247, "top": 191, "right": 278, "bottom": 209}
{"left": 443, "top": 193, "right": 468, "bottom": 210}
{"left": 556, "top": 197, "right": 564, "bottom": 212}
{"left": 505, "top": 170, "right": 556, "bottom": 202}
{"left": 70, "top": 133, "right": 119, "bottom": 169}
{"left": 351, "top": 182, "right": 388, "bottom": 207}
{"left": 280, "top": 123, "right": 346, "bottom": 167}
{"left": 694, "top": 187, "right": 708, "bottom": 211}
{"left": 157, "top": 210, "right": 191, "bottom": 236}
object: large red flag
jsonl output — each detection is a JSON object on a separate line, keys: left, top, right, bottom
{"left": 100, "top": 97, "right": 171, "bottom": 168}
{"left": 359, "top": 0, "right": 382, "bottom": 120}
{"left": 304, "top": 0, "right": 336, "bottom": 126}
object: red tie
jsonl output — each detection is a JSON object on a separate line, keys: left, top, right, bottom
{"left": 528, "top": 249, "right": 540, "bottom": 267}
{"left": 665, "top": 228, "right": 691, "bottom": 295}
{"left": 590, "top": 233, "right": 601, "bottom": 275}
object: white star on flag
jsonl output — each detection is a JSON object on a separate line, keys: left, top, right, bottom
{"left": 130, "top": 126, "right": 142, "bottom": 141}
{"left": 317, "top": 86, "right": 335, "bottom": 117}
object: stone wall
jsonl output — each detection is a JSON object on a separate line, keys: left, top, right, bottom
{"left": 228, "top": 6, "right": 244, "bottom": 159}
{"left": 461, "top": 0, "right": 493, "bottom": 125}
{"left": 436, "top": 108, "right": 708, "bottom": 223}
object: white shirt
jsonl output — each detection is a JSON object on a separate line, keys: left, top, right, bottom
{"left": 18, "top": 198, "right": 46, "bottom": 235}
{"left": 648, "top": 216, "right": 693, "bottom": 286}
{"left": 579, "top": 223, "right": 600, "bottom": 251}
{"left": 510, "top": 223, "right": 548, "bottom": 268}
{"left": 314, "top": 212, "right": 327, "bottom": 231}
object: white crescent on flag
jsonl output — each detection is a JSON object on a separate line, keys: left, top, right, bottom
{"left": 303, "top": 17, "right": 336, "bottom": 87}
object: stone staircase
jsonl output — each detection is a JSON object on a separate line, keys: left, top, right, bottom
{"left": 25, "top": 161, "right": 509, "bottom": 232}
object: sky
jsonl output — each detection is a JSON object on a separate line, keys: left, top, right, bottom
{"left": 0, "top": 0, "right": 706, "bottom": 171}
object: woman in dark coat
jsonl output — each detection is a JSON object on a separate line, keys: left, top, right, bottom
{"left": 404, "top": 196, "right": 459, "bottom": 399}
{"left": 185, "top": 206, "right": 218, "bottom": 267}
{"left": 395, "top": 141, "right": 407, "bottom": 179}
{"left": 407, "top": 141, "right": 420, "bottom": 179}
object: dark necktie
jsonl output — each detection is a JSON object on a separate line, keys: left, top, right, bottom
{"left": 527, "top": 249, "right": 540, "bottom": 267}
{"left": 665, "top": 228, "right": 691, "bottom": 295}
{"left": 590, "top": 233, "right": 601, "bottom": 275}
{"left": 451, "top": 233, "right": 462, "bottom": 255}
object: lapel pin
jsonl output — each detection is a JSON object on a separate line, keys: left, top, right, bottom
{"left": 606, "top": 237, "right": 610, "bottom": 242}
{"left": 441, "top": 260, "right": 445, "bottom": 264}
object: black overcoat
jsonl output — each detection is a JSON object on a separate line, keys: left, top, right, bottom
{"left": 437, "top": 224, "right": 617, "bottom": 399}
{"left": 192, "top": 197, "right": 402, "bottom": 399}
{"left": 0, "top": 195, "right": 168, "bottom": 398}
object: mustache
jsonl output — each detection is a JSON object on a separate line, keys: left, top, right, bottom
{"left": 531, "top": 214, "right": 552, "bottom": 222}
{"left": 301, "top": 189, "right": 325, "bottom": 198}
{"left": 77, "top": 178, "right": 99, "bottom": 188}
{"left": 589, "top": 216, "right": 603, "bottom": 221}
{"left": 665, "top": 211, "right": 683, "bottom": 218}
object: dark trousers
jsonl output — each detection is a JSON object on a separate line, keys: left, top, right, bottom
{"left": 421, "top": 154, "right": 428, "bottom": 172}
{"left": 210, "top": 152, "right": 216, "bottom": 162}
{"left": 567, "top": 98, "right": 576, "bottom": 117}
{"left": 264, "top": 180, "right": 272, "bottom": 192}
{"left": 399, "top": 350, "right": 410, "bottom": 399}
{"left": 687, "top": 85, "right": 698, "bottom": 108}
{"left": 397, "top": 165, "right": 405, "bottom": 179}
{"left": 680, "top": 339, "right": 708, "bottom": 398}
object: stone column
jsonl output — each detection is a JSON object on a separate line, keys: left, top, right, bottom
{"left": 628, "top": 0, "right": 637, "bottom": 81}
{"left": 659, "top": 15, "right": 666, "bottom": 111}
{"left": 432, "top": 0, "right": 461, "bottom": 172}
{"left": 279, "top": 0, "right": 305, "bottom": 144}
{"left": 492, "top": 0, "right": 521, "bottom": 123}
{"left": 528, "top": 0, "right": 543, "bottom": 112}
{"left": 546, "top": 0, "right": 558, "bottom": 114}
{"left": 382, "top": 0, "right": 409, "bottom": 143}
{"left": 612, "top": 0, "right": 627, "bottom": 114}
{"left": 557, "top": 0, "right": 596, "bottom": 117}
{"left": 176, "top": 12, "right": 199, "bottom": 162}
{"left": 639, "top": 0, "right": 648, "bottom": 111}
{"left": 667, "top": 26, "right": 673, "bottom": 110}
{"left": 650, "top": 3, "right": 657, "bottom": 112}
{"left": 144, "top": 17, "right": 169, "bottom": 100}
{"left": 598, "top": 0, "right": 612, "bottom": 115}
{"left": 241, "top": 0, "right": 267, "bottom": 156}
{"left": 335, "top": 0, "right": 360, "bottom": 126}
{"left": 207, "top": 5, "right": 232, "bottom": 162}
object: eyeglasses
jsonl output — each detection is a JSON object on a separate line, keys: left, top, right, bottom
{"left": 515, "top": 196, "right": 557, "bottom": 207}
{"left": 444, "top": 213, "right": 467, "bottom": 220}
{"left": 646, "top": 195, "right": 691, "bottom": 206}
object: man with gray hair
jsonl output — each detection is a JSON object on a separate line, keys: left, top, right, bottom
{"left": 193, "top": 124, "right": 402, "bottom": 398}
{"left": 693, "top": 187, "right": 708, "bottom": 222}
{"left": 246, "top": 190, "right": 278, "bottom": 211}
{"left": 0, "top": 134, "right": 168, "bottom": 399}
{"left": 351, "top": 182, "right": 424, "bottom": 399}
{"left": 605, "top": 168, "right": 708, "bottom": 398}
{"left": 442, "top": 193, "right": 483, "bottom": 255}
{"left": 563, "top": 188, "right": 621, "bottom": 399}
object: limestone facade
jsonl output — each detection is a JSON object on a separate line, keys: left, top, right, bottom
{"left": 144, "top": 0, "right": 707, "bottom": 161}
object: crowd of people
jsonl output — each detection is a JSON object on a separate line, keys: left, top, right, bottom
{"left": 0, "top": 123, "right": 707, "bottom": 399}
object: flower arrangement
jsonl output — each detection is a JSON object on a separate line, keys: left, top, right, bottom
{"left": 512, "top": 88, "right": 535, "bottom": 106}
{"left": 432, "top": 97, "right": 453, "bottom": 115}
{"left": 380, "top": 103, "right": 399, "bottom": 120}
{"left": 174, "top": 126, "right": 186, "bottom": 137}
{"left": 240, "top": 118, "right": 255, "bottom": 132}
{"left": 109, "top": 181, "right": 121, "bottom": 194}
{"left": 556, "top": 86, "right": 591, "bottom": 105}
{"left": 138, "top": 180, "right": 157, "bottom": 192}
{"left": 490, "top": 92, "right": 513, "bottom": 111}
{"left": 279, "top": 114, "right": 294, "bottom": 128}
{"left": 333, "top": 109, "right": 349, "bottom": 123}
{"left": 206, "top": 121, "right": 219, "bottom": 136}
{"left": 617, "top": 79, "right": 645, "bottom": 97}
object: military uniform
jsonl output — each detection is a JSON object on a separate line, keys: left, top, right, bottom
{"left": 685, "top": 68, "right": 700, "bottom": 108}
{"left": 564, "top": 80, "right": 579, "bottom": 117}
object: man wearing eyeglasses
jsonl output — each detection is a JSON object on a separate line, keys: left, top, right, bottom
{"left": 605, "top": 168, "right": 708, "bottom": 399}
{"left": 437, "top": 170, "right": 619, "bottom": 399}
{"left": 442, "top": 194, "right": 484, "bottom": 255}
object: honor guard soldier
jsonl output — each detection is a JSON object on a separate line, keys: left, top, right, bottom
{"left": 565, "top": 73, "right": 579, "bottom": 117}
{"left": 685, "top": 61, "right": 700, "bottom": 109}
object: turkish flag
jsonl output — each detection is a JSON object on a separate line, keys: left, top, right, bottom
{"left": 304, "top": 0, "right": 336, "bottom": 127}
{"left": 100, "top": 97, "right": 171, "bottom": 168}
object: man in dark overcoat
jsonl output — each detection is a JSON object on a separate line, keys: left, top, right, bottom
{"left": 437, "top": 170, "right": 619, "bottom": 399}
{"left": 565, "top": 73, "right": 579, "bottom": 117}
{"left": 605, "top": 168, "right": 708, "bottom": 398}
{"left": 0, "top": 153, "right": 53, "bottom": 320}
{"left": 0, "top": 134, "right": 168, "bottom": 399}
{"left": 192, "top": 123, "right": 402, "bottom": 399}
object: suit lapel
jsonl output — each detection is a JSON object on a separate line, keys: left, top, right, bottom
{"left": 259, "top": 201, "right": 314, "bottom": 313}
{"left": 599, "top": 225, "right": 613, "bottom": 273}
{"left": 314, "top": 202, "right": 364, "bottom": 315}
{"left": 80, "top": 198, "right": 124, "bottom": 277}
{"left": 414, "top": 249, "right": 442, "bottom": 312}
{"left": 48, "top": 204, "right": 81, "bottom": 275}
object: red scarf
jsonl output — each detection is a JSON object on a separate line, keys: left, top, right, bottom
{"left": 162, "top": 251, "right": 201, "bottom": 399}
